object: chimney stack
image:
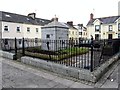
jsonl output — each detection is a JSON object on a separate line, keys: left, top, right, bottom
{"left": 67, "top": 21, "right": 73, "bottom": 26}
{"left": 90, "top": 13, "right": 94, "bottom": 20}
{"left": 51, "top": 17, "right": 58, "bottom": 22}
{"left": 28, "top": 13, "right": 36, "bottom": 19}
{"left": 51, "top": 15, "right": 58, "bottom": 22}
{"left": 78, "top": 24, "right": 83, "bottom": 29}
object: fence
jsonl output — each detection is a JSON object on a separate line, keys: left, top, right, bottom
{"left": 1, "top": 38, "right": 120, "bottom": 72}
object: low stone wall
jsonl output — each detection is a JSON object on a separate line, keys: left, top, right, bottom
{"left": 21, "top": 53, "right": 119, "bottom": 83}
{"left": 92, "top": 53, "right": 120, "bottom": 82}
{"left": 0, "top": 50, "right": 15, "bottom": 60}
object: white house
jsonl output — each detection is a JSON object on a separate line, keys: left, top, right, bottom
{"left": 66, "top": 21, "right": 79, "bottom": 40}
{"left": 0, "top": 11, "right": 51, "bottom": 49}
{"left": 0, "top": 11, "right": 51, "bottom": 39}
{"left": 41, "top": 17, "right": 69, "bottom": 51}
{"left": 75, "top": 24, "right": 87, "bottom": 39}
{"left": 87, "top": 13, "right": 120, "bottom": 39}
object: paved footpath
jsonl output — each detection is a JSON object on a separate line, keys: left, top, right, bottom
{"left": 1, "top": 57, "right": 119, "bottom": 88}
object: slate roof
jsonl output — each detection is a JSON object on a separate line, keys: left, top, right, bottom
{"left": 87, "top": 16, "right": 120, "bottom": 26}
{"left": 42, "top": 20, "right": 69, "bottom": 29}
{"left": 0, "top": 11, "right": 51, "bottom": 26}
{"left": 65, "top": 23, "right": 78, "bottom": 30}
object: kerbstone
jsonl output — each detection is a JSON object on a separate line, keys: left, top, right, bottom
{"left": 0, "top": 50, "right": 15, "bottom": 60}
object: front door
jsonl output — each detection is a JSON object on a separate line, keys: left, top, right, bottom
{"left": 108, "top": 34, "right": 112, "bottom": 39}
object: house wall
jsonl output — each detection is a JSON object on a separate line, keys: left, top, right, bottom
{"left": 23, "top": 24, "right": 41, "bottom": 39}
{"left": 2, "top": 21, "right": 41, "bottom": 39}
{"left": 69, "top": 28, "right": 79, "bottom": 39}
{"left": 2, "top": 21, "right": 24, "bottom": 39}
{"left": 0, "top": 21, "right": 2, "bottom": 39}
{"left": 87, "top": 19, "right": 120, "bottom": 39}
{"left": 0, "top": 12, "right": 2, "bottom": 40}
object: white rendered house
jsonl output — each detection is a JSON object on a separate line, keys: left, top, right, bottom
{"left": 0, "top": 11, "right": 51, "bottom": 49}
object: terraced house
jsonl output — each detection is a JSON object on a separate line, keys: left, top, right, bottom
{"left": 0, "top": 11, "right": 51, "bottom": 40}
{"left": 87, "top": 13, "right": 120, "bottom": 39}
{"left": 66, "top": 21, "right": 79, "bottom": 40}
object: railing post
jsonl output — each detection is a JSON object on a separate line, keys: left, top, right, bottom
{"left": 14, "top": 38, "right": 17, "bottom": 60}
{"left": 90, "top": 36, "right": 94, "bottom": 72}
{"left": 22, "top": 38, "right": 25, "bottom": 56}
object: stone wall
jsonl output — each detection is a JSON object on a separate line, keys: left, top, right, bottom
{"left": 21, "top": 53, "right": 119, "bottom": 83}
{"left": 0, "top": 50, "right": 15, "bottom": 60}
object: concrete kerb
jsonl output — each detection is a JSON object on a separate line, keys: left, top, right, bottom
{"left": 21, "top": 53, "right": 119, "bottom": 83}
{"left": 0, "top": 50, "right": 15, "bottom": 60}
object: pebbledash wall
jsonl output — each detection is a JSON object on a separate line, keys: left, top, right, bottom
{"left": 21, "top": 53, "right": 119, "bottom": 83}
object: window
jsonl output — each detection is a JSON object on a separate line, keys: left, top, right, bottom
{"left": 72, "top": 31, "right": 74, "bottom": 35}
{"left": 4, "top": 26, "right": 8, "bottom": 31}
{"left": 46, "top": 34, "right": 50, "bottom": 38}
{"left": 118, "top": 33, "right": 120, "bottom": 38}
{"left": 79, "top": 32, "right": 82, "bottom": 35}
{"left": 4, "top": 39, "right": 8, "bottom": 45}
{"left": 109, "top": 25, "right": 113, "bottom": 31}
{"left": 76, "top": 32, "right": 77, "bottom": 35}
{"left": 95, "top": 34, "right": 100, "bottom": 40}
{"left": 95, "top": 25, "right": 100, "bottom": 32}
{"left": 84, "top": 32, "right": 86, "bottom": 35}
{"left": 27, "top": 27, "right": 30, "bottom": 32}
{"left": 118, "top": 23, "right": 120, "bottom": 31}
{"left": 17, "top": 27, "right": 20, "bottom": 32}
{"left": 35, "top": 38, "right": 38, "bottom": 43}
{"left": 36, "top": 28, "right": 39, "bottom": 33}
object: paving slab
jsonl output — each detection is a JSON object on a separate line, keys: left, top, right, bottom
{"left": 1, "top": 57, "right": 120, "bottom": 88}
{"left": 70, "top": 82, "right": 93, "bottom": 88}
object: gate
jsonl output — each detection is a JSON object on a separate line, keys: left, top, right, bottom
{"left": 14, "top": 38, "right": 25, "bottom": 60}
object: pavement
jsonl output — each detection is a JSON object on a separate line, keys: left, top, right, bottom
{"left": 0, "top": 56, "right": 119, "bottom": 88}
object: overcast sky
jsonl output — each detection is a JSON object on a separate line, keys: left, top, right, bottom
{"left": 0, "top": 0, "right": 119, "bottom": 26}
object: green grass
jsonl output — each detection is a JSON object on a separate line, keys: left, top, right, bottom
{"left": 59, "top": 47, "right": 89, "bottom": 54}
{"left": 25, "top": 47, "right": 89, "bottom": 61}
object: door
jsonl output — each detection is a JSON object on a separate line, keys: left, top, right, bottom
{"left": 95, "top": 34, "right": 100, "bottom": 40}
{"left": 108, "top": 34, "right": 112, "bottom": 39}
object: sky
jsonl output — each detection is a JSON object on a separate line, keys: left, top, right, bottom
{"left": 0, "top": 0, "right": 120, "bottom": 26}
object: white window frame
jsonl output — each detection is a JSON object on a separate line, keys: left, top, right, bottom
{"left": 109, "top": 25, "right": 113, "bottom": 31}
{"left": 95, "top": 25, "right": 100, "bottom": 32}
{"left": 36, "top": 28, "right": 39, "bottom": 33}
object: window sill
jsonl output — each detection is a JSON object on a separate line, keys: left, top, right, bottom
{"left": 4, "top": 31, "right": 9, "bottom": 32}
{"left": 17, "top": 31, "right": 21, "bottom": 33}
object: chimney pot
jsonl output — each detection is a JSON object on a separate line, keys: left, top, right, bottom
{"left": 90, "top": 13, "right": 94, "bottom": 20}
{"left": 28, "top": 13, "right": 36, "bottom": 19}
{"left": 51, "top": 15, "right": 58, "bottom": 21}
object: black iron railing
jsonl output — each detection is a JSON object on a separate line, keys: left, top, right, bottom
{"left": 1, "top": 38, "right": 120, "bottom": 72}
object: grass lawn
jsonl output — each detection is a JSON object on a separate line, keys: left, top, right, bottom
{"left": 25, "top": 47, "right": 89, "bottom": 61}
